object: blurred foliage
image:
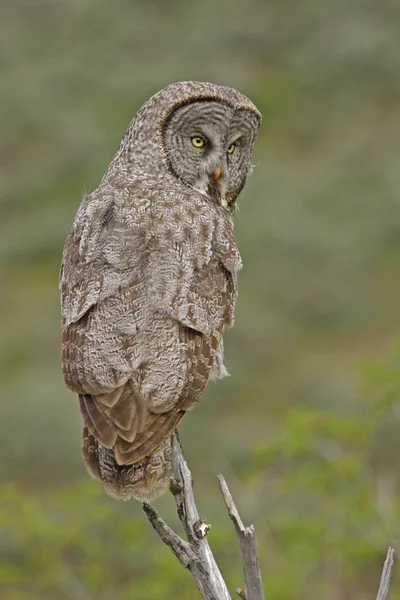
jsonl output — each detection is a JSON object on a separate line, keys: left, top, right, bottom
{"left": 2, "top": 0, "right": 400, "bottom": 598}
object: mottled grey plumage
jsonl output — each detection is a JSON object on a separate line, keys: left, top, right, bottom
{"left": 60, "top": 81, "right": 261, "bottom": 501}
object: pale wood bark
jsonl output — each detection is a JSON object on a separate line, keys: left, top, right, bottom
{"left": 217, "top": 474, "right": 264, "bottom": 600}
{"left": 143, "top": 432, "right": 395, "bottom": 600}
{"left": 376, "top": 547, "right": 394, "bottom": 600}
{"left": 143, "top": 432, "right": 264, "bottom": 599}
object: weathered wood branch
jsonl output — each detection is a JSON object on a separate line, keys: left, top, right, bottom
{"left": 376, "top": 547, "right": 394, "bottom": 600}
{"left": 143, "top": 433, "right": 232, "bottom": 599}
{"left": 143, "top": 432, "right": 395, "bottom": 600}
{"left": 217, "top": 474, "right": 264, "bottom": 600}
{"left": 143, "top": 432, "right": 265, "bottom": 599}
{"left": 142, "top": 502, "right": 193, "bottom": 569}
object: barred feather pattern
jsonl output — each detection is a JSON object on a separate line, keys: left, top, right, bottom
{"left": 60, "top": 81, "right": 261, "bottom": 501}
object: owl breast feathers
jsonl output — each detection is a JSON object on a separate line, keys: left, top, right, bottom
{"left": 60, "top": 81, "right": 261, "bottom": 501}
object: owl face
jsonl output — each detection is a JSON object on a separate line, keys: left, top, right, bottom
{"left": 162, "top": 100, "right": 260, "bottom": 208}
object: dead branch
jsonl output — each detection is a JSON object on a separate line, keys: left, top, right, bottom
{"left": 143, "top": 433, "right": 232, "bottom": 600}
{"left": 143, "top": 432, "right": 265, "bottom": 599}
{"left": 143, "top": 432, "right": 395, "bottom": 600}
{"left": 376, "top": 547, "right": 394, "bottom": 600}
{"left": 217, "top": 474, "right": 264, "bottom": 600}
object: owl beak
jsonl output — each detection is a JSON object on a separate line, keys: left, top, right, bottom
{"left": 212, "top": 167, "right": 222, "bottom": 182}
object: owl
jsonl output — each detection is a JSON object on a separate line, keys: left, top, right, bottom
{"left": 60, "top": 81, "right": 261, "bottom": 502}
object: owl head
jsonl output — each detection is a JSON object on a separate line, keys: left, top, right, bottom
{"left": 114, "top": 81, "right": 261, "bottom": 209}
{"left": 162, "top": 96, "right": 260, "bottom": 208}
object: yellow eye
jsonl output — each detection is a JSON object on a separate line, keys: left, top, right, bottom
{"left": 227, "top": 143, "right": 236, "bottom": 154}
{"left": 191, "top": 136, "right": 205, "bottom": 148}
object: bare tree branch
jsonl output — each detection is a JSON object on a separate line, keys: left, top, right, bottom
{"left": 142, "top": 432, "right": 395, "bottom": 600}
{"left": 143, "top": 433, "right": 232, "bottom": 600}
{"left": 142, "top": 502, "right": 194, "bottom": 568}
{"left": 376, "top": 547, "right": 395, "bottom": 600}
{"left": 218, "top": 474, "right": 265, "bottom": 600}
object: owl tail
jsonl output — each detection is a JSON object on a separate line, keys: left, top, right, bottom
{"left": 82, "top": 427, "right": 174, "bottom": 502}
{"left": 79, "top": 385, "right": 184, "bottom": 465}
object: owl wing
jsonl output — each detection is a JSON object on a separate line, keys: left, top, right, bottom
{"left": 61, "top": 189, "right": 237, "bottom": 465}
{"left": 76, "top": 322, "right": 222, "bottom": 466}
{"left": 60, "top": 191, "right": 150, "bottom": 326}
{"left": 112, "top": 324, "right": 223, "bottom": 464}
{"left": 61, "top": 190, "right": 154, "bottom": 458}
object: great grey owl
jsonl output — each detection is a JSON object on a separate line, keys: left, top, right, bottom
{"left": 60, "top": 81, "right": 261, "bottom": 501}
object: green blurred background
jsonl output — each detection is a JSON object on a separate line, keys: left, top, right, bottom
{"left": 2, "top": 0, "right": 400, "bottom": 598}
